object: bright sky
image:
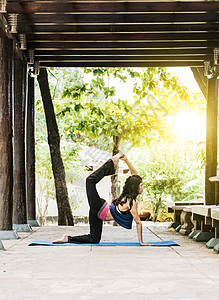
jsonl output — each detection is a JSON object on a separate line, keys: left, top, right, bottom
{"left": 167, "top": 67, "right": 201, "bottom": 93}
{"left": 115, "top": 67, "right": 202, "bottom": 101}
{"left": 171, "top": 111, "right": 206, "bottom": 143}
{"left": 167, "top": 67, "right": 205, "bottom": 143}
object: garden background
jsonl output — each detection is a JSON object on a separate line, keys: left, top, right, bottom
{"left": 35, "top": 67, "right": 206, "bottom": 224}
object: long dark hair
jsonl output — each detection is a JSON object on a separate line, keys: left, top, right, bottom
{"left": 112, "top": 175, "right": 142, "bottom": 209}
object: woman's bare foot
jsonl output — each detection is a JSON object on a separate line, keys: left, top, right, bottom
{"left": 112, "top": 153, "right": 122, "bottom": 166}
{"left": 52, "top": 234, "right": 68, "bottom": 244}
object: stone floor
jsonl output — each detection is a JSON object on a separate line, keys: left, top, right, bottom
{"left": 0, "top": 222, "right": 219, "bottom": 300}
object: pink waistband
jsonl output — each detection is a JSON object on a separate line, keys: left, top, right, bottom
{"left": 99, "top": 203, "right": 110, "bottom": 220}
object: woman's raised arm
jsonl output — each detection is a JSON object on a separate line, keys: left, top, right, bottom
{"left": 120, "top": 154, "right": 138, "bottom": 175}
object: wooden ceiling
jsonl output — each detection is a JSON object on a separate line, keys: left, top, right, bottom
{"left": 4, "top": 0, "right": 219, "bottom": 68}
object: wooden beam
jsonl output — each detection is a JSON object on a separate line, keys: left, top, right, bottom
{"left": 19, "top": 12, "right": 219, "bottom": 25}
{"left": 26, "top": 75, "right": 36, "bottom": 222}
{"left": 28, "top": 41, "right": 217, "bottom": 50}
{"left": 19, "top": 23, "right": 219, "bottom": 34}
{"left": 0, "top": 16, "right": 7, "bottom": 38}
{"left": 35, "top": 49, "right": 212, "bottom": 56}
{"left": 36, "top": 55, "right": 209, "bottom": 61}
{"left": 0, "top": 38, "right": 13, "bottom": 231}
{"left": 40, "top": 61, "right": 204, "bottom": 67}
{"left": 205, "top": 76, "right": 218, "bottom": 205}
{"left": 27, "top": 32, "right": 219, "bottom": 42}
{"left": 7, "top": 1, "right": 219, "bottom": 14}
{"left": 9, "top": 1, "right": 219, "bottom": 70}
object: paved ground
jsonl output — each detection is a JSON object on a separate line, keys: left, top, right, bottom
{"left": 0, "top": 222, "right": 219, "bottom": 300}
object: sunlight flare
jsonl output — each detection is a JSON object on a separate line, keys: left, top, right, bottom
{"left": 173, "top": 112, "right": 206, "bottom": 142}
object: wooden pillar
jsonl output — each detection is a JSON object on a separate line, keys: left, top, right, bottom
{"left": 0, "top": 38, "right": 13, "bottom": 230}
{"left": 205, "top": 76, "right": 218, "bottom": 205}
{"left": 26, "top": 75, "right": 36, "bottom": 221}
{"left": 190, "top": 67, "right": 207, "bottom": 99}
{"left": 13, "top": 58, "right": 27, "bottom": 225}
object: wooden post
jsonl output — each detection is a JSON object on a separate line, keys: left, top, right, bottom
{"left": 205, "top": 76, "right": 218, "bottom": 205}
{"left": 13, "top": 57, "right": 28, "bottom": 225}
{"left": 190, "top": 67, "right": 207, "bottom": 99}
{"left": 0, "top": 38, "right": 13, "bottom": 230}
{"left": 26, "top": 74, "right": 37, "bottom": 223}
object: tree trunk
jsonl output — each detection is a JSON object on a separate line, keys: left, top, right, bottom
{"left": 0, "top": 38, "right": 13, "bottom": 230}
{"left": 111, "top": 135, "right": 120, "bottom": 201}
{"left": 37, "top": 68, "right": 74, "bottom": 225}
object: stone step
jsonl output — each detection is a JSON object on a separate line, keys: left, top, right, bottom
{"left": 206, "top": 238, "right": 219, "bottom": 249}
{"left": 193, "top": 231, "right": 215, "bottom": 242}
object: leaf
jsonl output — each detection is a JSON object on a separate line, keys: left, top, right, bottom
{"left": 74, "top": 103, "right": 83, "bottom": 112}
{"left": 182, "top": 194, "right": 197, "bottom": 202}
{"left": 93, "top": 68, "right": 104, "bottom": 76}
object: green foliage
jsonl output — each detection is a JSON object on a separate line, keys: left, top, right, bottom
{"left": 47, "top": 68, "right": 84, "bottom": 100}
{"left": 181, "top": 182, "right": 204, "bottom": 202}
{"left": 129, "top": 141, "right": 205, "bottom": 220}
{"left": 59, "top": 67, "right": 190, "bottom": 153}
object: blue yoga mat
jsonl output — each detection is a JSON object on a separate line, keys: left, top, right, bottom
{"left": 28, "top": 240, "right": 179, "bottom": 247}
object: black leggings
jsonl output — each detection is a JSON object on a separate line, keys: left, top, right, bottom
{"left": 68, "top": 159, "right": 115, "bottom": 244}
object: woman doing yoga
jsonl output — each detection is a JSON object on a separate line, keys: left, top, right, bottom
{"left": 53, "top": 153, "right": 151, "bottom": 245}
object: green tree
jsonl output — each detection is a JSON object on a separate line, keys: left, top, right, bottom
{"left": 129, "top": 141, "right": 204, "bottom": 221}
{"left": 59, "top": 67, "right": 191, "bottom": 198}
{"left": 60, "top": 67, "right": 190, "bottom": 140}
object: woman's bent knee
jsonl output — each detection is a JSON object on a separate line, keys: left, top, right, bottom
{"left": 86, "top": 175, "right": 94, "bottom": 185}
{"left": 92, "top": 237, "right": 101, "bottom": 244}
